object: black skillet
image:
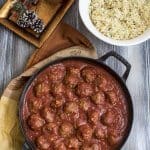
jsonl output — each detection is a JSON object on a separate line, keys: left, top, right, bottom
{"left": 19, "top": 51, "right": 133, "bottom": 150}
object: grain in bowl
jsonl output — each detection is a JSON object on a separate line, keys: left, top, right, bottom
{"left": 89, "top": 0, "right": 150, "bottom": 40}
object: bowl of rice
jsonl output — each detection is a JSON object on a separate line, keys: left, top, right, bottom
{"left": 79, "top": 0, "right": 150, "bottom": 46}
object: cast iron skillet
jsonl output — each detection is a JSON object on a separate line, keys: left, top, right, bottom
{"left": 19, "top": 51, "right": 133, "bottom": 150}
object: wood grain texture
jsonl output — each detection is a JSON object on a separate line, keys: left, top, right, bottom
{"left": 0, "top": 0, "right": 150, "bottom": 149}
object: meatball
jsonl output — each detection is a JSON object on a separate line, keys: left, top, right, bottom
{"left": 51, "top": 83, "right": 65, "bottom": 96}
{"left": 81, "top": 143, "right": 99, "bottom": 150}
{"left": 41, "top": 107, "right": 55, "bottom": 123}
{"left": 37, "top": 74, "right": 49, "bottom": 83}
{"left": 67, "top": 137, "right": 80, "bottom": 149}
{"left": 43, "top": 123, "right": 58, "bottom": 134}
{"left": 91, "top": 91, "right": 105, "bottom": 105}
{"left": 77, "top": 124, "right": 93, "bottom": 141}
{"left": 60, "top": 122, "right": 74, "bottom": 137}
{"left": 92, "top": 144, "right": 100, "bottom": 150}
{"left": 36, "top": 135, "right": 50, "bottom": 150}
{"left": 106, "top": 91, "right": 118, "bottom": 104}
{"left": 29, "top": 98, "right": 43, "bottom": 113}
{"left": 28, "top": 114, "right": 45, "bottom": 130}
{"left": 88, "top": 110, "right": 99, "bottom": 124}
{"left": 76, "top": 112, "right": 87, "bottom": 127}
{"left": 108, "top": 134, "right": 122, "bottom": 146}
{"left": 76, "top": 82, "right": 93, "bottom": 97}
{"left": 95, "top": 125, "right": 108, "bottom": 139}
{"left": 64, "top": 75, "right": 80, "bottom": 88}
{"left": 83, "top": 141, "right": 109, "bottom": 150}
{"left": 48, "top": 134, "right": 58, "bottom": 143}
{"left": 81, "top": 66, "right": 97, "bottom": 82}
{"left": 43, "top": 123, "right": 56, "bottom": 133}
{"left": 49, "top": 64, "right": 65, "bottom": 83}
{"left": 102, "top": 110, "right": 115, "bottom": 126}
{"left": 40, "top": 94, "right": 54, "bottom": 106}
{"left": 81, "top": 145, "right": 91, "bottom": 150}
{"left": 65, "top": 88, "right": 77, "bottom": 101}
{"left": 51, "top": 96, "right": 65, "bottom": 108}
{"left": 80, "top": 98, "right": 91, "bottom": 111}
{"left": 54, "top": 141, "right": 66, "bottom": 150}
{"left": 65, "top": 102, "right": 79, "bottom": 113}
{"left": 67, "top": 66, "right": 80, "bottom": 76}
{"left": 34, "top": 82, "right": 50, "bottom": 97}
{"left": 102, "top": 108, "right": 125, "bottom": 133}
{"left": 96, "top": 75, "right": 114, "bottom": 92}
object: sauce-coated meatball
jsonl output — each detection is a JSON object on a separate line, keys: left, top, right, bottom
{"left": 81, "top": 145, "right": 91, "bottom": 150}
{"left": 51, "top": 96, "right": 65, "bottom": 108}
{"left": 81, "top": 66, "right": 97, "bottom": 82}
{"left": 54, "top": 141, "right": 66, "bottom": 150}
{"left": 49, "top": 64, "right": 65, "bottom": 83}
{"left": 48, "top": 134, "right": 58, "bottom": 143}
{"left": 80, "top": 98, "right": 91, "bottom": 111}
{"left": 51, "top": 83, "right": 65, "bottom": 96}
{"left": 102, "top": 108, "right": 125, "bottom": 135}
{"left": 60, "top": 122, "right": 74, "bottom": 137}
{"left": 96, "top": 75, "right": 114, "bottom": 92}
{"left": 91, "top": 91, "right": 105, "bottom": 105}
{"left": 36, "top": 135, "right": 50, "bottom": 150}
{"left": 65, "top": 102, "right": 79, "bottom": 113}
{"left": 41, "top": 107, "right": 55, "bottom": 123}
{"left": 102, "top": 110, "right": 115, "bottom": 126}
{"left": 106, "top": 91, "right": 118, "bottom": 104}
{"left": 83, "top": 142, "right": 109, "bottom": 150}
{"left": 67, "top": 66, "right": 80, "bottom": 76}
{"left": 64, "top": 75, "right": 80, "bottom": 88}
{"left": 65, "top": 88, "right": 77, "bottom": 101}
{"left": 81, "top": 143, "right": 99, "bottom": 150}
{"left": 29, "top": 98, "right": 42, "bottom": 113}
{"left": 95, "top": 125, "right": 108, "bottom": 139}
{"left": 76, "top": 83, "right": 93, "bottom": 97}
{"left": 76, "top": 112, "right": 87, "bottom": 127}
{"left": 108, "top": 134, "right": 122, "bottom": 146}
{"left": 42, "top": 122, "right": 57, "bottom": 133}
{"left": 35, "top": 82, "right": 50, "bottom": 97}
{"left": 88, "top": 110, "right": 99, "bottom": 124}
{"left": 67, "top": 137, "right": 80, "bottom": 148}
{"left": 37, "top": 74, "right": 49, "bottom": 83}
{"left": 77, "top": 124, "right": 93, "bottom": 141}
{"left": 43, "top": 123, "right": 58, "bottom": 134}
{"left": 28, "top": 114, "right": 45, "bottom": 130}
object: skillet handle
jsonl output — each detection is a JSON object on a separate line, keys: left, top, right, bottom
{"left": 22, "top": 142, "right": 30, "bottom": 150}
{"left": 99, "top": 51, "right": 131, "bottom": 81}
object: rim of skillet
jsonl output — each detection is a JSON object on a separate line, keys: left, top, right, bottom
{"left": 19, "top": 56, "right": 134, "bottom": 150}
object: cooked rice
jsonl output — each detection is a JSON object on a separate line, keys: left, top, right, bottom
{"left": 89, "top": 0, "right": 150, "bottom": 40}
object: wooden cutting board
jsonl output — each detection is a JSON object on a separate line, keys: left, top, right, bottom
{"left": 0, "top": 0, "right": 74, "bottom": 47}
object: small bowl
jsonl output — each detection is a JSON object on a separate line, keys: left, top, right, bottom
{"left": 79, "top": 0, "right": 150, "bottom": 46}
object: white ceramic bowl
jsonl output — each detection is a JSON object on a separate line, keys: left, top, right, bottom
{"left": 79, "top": 0, "right": 150, "bottom": 46}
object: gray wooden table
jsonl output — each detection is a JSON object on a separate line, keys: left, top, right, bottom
{"left": 0, "top": 0, "right": 150, "bottom": 150}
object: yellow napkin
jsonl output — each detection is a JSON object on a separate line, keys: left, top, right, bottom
{"left": 0, "top": 97, "right": 24, "bottom": 150}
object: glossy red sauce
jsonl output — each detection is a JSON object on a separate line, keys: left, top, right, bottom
{"left": 23, "top": 60, "right": 129, "bottom": 150}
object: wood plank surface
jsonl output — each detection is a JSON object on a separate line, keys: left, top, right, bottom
{"left": 0, "top": 0, "right": 150, "bottom": 149}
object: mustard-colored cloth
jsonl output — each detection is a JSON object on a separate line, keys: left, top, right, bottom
{"left": 0, "top": 96, "right": 24, "bottom": 150}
